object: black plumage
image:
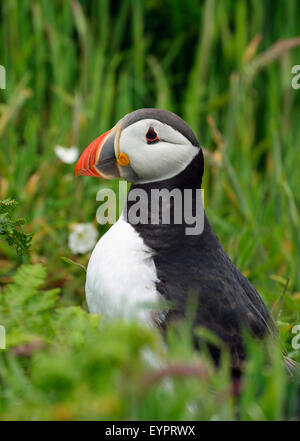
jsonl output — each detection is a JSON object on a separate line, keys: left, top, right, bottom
{"left": 123, "top": 120, "right": 278, "bottom": 369}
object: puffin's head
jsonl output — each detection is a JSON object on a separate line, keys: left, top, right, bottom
{"left": 75, "top": 108, "right": 202, "bottom": 184}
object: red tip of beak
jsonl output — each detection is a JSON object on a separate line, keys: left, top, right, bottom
{"left": 75, "top": 130, "right": 112, "bottom": 177}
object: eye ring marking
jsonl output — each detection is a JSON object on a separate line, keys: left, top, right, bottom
{"left": 146, "top": 126, "right": 159, "bottom": 144}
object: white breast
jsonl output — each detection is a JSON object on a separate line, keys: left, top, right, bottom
{"left": 86, "top": 214, "right": 160, "bottom": 325}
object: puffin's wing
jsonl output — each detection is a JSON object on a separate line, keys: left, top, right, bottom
{"left": 158, "top": 252, "right": 277, "bottom": 367}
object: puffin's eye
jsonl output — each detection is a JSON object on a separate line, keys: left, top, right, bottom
{"left": 146, "top": 127, "right": 159, "bottom": 144}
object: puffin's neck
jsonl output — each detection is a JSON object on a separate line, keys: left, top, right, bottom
{"left": 123, "top": 151, "right": 206, "bottom": 250}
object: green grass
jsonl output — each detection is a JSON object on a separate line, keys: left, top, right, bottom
{"left": 0, "top": 0, "right": 300, "bottom": 420}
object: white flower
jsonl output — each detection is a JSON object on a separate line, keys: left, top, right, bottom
{"left": 68, "top": 223, "right": 98, "bottom": 254}
{"left": 54, "top": 145, "right": 79, "bottom": 164}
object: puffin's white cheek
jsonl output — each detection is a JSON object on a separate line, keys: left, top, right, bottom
{"left": 127, "top": 144, "right": 199, "bottom": 184}
{"left": 124, "top": 146, "right": 165, "bottom": 180}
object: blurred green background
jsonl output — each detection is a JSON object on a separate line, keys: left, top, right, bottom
{"left": 0, "top": 0, "right": 300, "bottom": 420}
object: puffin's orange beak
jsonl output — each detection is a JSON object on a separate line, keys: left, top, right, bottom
{"left": 75, "top": 127, "right": 120, "bottom": 179}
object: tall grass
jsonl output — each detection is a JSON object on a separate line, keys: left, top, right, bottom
{"left": 0, "top": 0, "right": 300, "bottom": 420}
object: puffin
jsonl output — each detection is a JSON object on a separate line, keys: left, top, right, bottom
{"left": 75, "top": 108, "right": 279, "bottom": 371}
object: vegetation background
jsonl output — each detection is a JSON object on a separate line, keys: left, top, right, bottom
{"left": 0, "top": 0, "right": 300, "bottom": 420}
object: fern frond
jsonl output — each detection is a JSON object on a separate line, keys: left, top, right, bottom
{"left": 0, "top": 198, "right": 32, "bottom": 255}
{"left": 0, "top": 264, "right": 60, "bottom": 347}
{"left": 13, "top": 264, "right": 47, "bottom": 291}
